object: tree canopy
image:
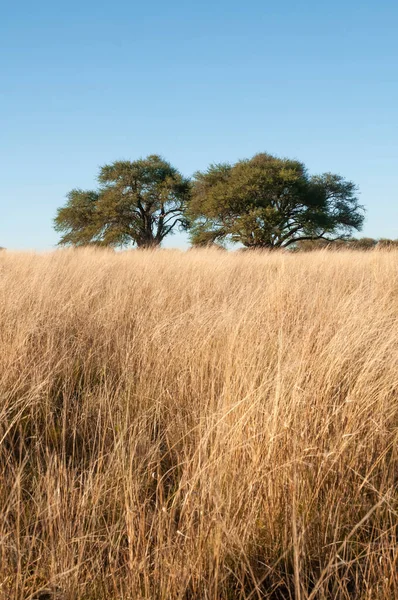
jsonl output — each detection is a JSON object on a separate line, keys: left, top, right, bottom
{"left": 188, "top": 153, "right": 364, "bottom": 249}
{"left": 54, "top": 155, "right": 190, "bottom": 248}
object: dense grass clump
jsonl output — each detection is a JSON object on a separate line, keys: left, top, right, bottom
{"left": 0, "top": 248, "right": 397, "bottom": 599}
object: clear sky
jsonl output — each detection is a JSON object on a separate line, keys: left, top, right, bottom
{"left": 1, "top": 0, "right": 397, "bottom": 250}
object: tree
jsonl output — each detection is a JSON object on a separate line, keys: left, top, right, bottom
{"left": 188, "top": 153, "right": 364, "bottom": 249}
{"left": 54, "top": 155, "right": 190, "bottom": 248}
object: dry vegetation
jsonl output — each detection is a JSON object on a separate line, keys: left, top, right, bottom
{"left": 0, "top": 248, "right": 397, "bottom": 600}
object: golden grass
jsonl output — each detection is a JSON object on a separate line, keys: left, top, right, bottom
{"left": 0, "top": 248, "right": 397, "bottom": 599}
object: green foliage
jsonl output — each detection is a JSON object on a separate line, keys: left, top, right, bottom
{"left": 188, "top": 153, "right": 364, "bottom": 249}
{"left": 54, "top": 155, "right": 190, "bottom": 248}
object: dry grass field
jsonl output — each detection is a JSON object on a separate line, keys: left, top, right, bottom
{"left": 0, "top": 248, "right": 397, "bottom": 599}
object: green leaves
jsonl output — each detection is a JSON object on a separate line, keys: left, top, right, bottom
{"left": 189, "top": 153, "right": 364, "bottom": 248}
{"left": 55, "top": 156, "right": 190, "bottom": 248}
{"left": 54, "top": 152, "right": 364, "bottom": 250}
{"left": 54, "top": 190, "right": 102, "bottom": 246}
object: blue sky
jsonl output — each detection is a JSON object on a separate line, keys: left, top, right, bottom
{"left": 1, "top": 0, "right": 397, "bottom": 250}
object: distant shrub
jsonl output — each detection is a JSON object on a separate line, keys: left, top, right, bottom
{"left": 293, "top": 239, "right": 342, "bottom": 252}
{"left": 376, "top": 238, "right": 398, "bottom": 249}
{"left": 293, "top": 237, "right": 398, "bottom": 252}
{"left": 349, "top": 237, "right": 378, "bottom": 250}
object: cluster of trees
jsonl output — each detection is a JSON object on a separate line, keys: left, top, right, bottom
{"left": 54, "top": 153, "right": 365, "bottom": 250}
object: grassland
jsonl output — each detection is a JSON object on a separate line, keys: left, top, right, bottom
{"left": 0, "top": 248, "right": 397, "bottom": 599}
